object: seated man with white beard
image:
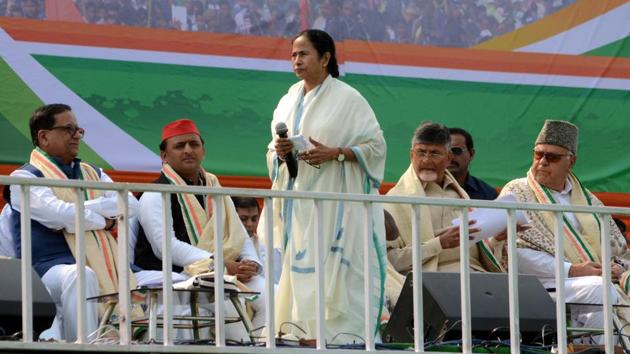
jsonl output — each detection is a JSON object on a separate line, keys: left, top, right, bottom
{"left": 384, "top": 121, "right": 505, "bottom": 274}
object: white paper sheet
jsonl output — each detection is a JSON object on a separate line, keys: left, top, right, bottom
{"left": 452, "top": 194, "right": 528, "bottom": 243}
{"left": 289, "top": 134, "right": 314, "bottom": 152}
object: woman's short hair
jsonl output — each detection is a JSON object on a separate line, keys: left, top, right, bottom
{"left": 294, "top": 29, "right": 340, "bottom": 78}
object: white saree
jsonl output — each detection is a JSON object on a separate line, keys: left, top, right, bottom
{"left": 258, "top": 75, "right": 387, "bottom": 341}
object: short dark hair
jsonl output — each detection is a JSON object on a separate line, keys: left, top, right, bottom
{"left": 294, "top": 29, "right": 340, "bottom": 78}
{"left": 231, "top": 196, "right": 260, "bottom": 211}
{"left": 384, "top": 210, "right": 400, "bottom": 241}
{"left": 614, "top": 217, "right": 627, "bottom": 236}
{"left": 449, "top": 127, "right": 474, "bottom": 151}
{"left": 159, "top": 136, "right": 205, "bottom": 151}
{"left": 411, "top": 121, "right": 450, "bottom": 147}
{"left": 29, "top": 104, "right": 72, "bottom": 147}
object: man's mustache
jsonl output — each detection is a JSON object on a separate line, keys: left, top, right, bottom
{"left": 449, "top": 161, "right": 460, "bottom": 168}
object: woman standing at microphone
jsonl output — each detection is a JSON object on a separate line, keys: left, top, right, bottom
{"left": 258, "top": 29, "right": 387, "bottom": 343}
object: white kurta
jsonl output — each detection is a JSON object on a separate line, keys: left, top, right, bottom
{"left": 259, "top": 75, "right": 387, "bottom": 341}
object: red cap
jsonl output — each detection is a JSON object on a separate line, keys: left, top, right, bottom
{"left": 161, "top": 119, "right": 201, "bottom": 142}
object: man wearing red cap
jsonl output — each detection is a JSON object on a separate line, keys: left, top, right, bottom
{"left": 133, "top": 119, "right": 266, "bottom": 338}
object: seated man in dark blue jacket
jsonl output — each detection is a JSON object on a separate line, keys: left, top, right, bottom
{"left": 4, "top": 104, "right": 139, "bottom": 341}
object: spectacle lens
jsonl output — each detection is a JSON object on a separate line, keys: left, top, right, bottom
{"left": 533, "top": 150, "right": 570, "bottom": 163}
{"left": 451, "top": 147, "right": 465, "bottom": 156}
{"left": 48, "top": 125, "right": 85, "bottom": 137}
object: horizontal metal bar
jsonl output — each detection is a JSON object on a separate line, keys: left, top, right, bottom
{"left": 1, "top": 175, "right": 628, "bottom": 215}
{"left": 0, "top": 341, "right": 447, "bottom": 354}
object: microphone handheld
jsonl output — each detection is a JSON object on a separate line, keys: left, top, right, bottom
{"left": 275, "top": 122, "right": 298, "bottom": 178}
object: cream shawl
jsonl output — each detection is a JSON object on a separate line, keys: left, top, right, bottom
{"left": 160, "top": 163, "right": 247, "bottom": 276}
{"left": 385, "top": 164, "right": 504, "bottom": 272}
{"left": 29, "top": 148, "right": 137, "bottom": 296}
{"left": 499, "top": 170, "right": 626, "bottom": 263}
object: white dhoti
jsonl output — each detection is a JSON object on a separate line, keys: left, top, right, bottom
{"left": 40, "top": 264, "right": 99, "bottom": 341}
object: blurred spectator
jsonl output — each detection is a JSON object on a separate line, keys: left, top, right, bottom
{"left": 2, "top": 0, "right": 44, "bottom": 19}
{"left": 312, "top": 0, "right": 344, "bottom": 41}
{"left": 1, "top": 0, "right": 577, "bottom": 47}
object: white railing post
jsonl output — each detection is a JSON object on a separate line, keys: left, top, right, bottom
{"left": 459, "top": 207, "right": 472, "bottom": 353}
{"left": 2, "top": 175, "right": 630, "bottom": 354}
{"left": 212, "top": 196, "right": 225, "bottom": 348}
{"left": 599, "top": 214, "right": 614, "bottom": 351}
{"left": 314, "top": 200, "right": 325, "bottom": 350}
{"left": 74, "top": 187, "right": 87, "bottom": 344}
{"left": 161, "top": 193, "right": 174, "bottom": 346}
{"left": 117, "top": 190, "right": 132, "bottom": 345}
{"left": 410, "top": 204, "right": 424, "bottom": 352}
{"left": 263, "top": 197, "right": 276, "bottom": 349}
{"left": 506, "top": 209, "right": 520, "bottom": 353}
{"left": 20, "top": 185, "right": 33, "bottom": 343}
{"left": 363, "top": 202, "right": 375, "bottom": 351}
{"left": 554, "top": 212, "right": 567, "bottom": 354}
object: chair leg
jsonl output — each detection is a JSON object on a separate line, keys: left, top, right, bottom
{"left": 97, "top": 303, "right": 116, "bottom": 338}
{"left": 613, "top": 316, "right": 630, "bottom": 351}
{"left": 229, "top": 295, "right": 255, "bottom": 342}
{"left": 191, "top": 292, "right": 200, "bottom": 341}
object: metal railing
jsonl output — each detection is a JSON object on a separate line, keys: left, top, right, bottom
{"left": 1, "top": 175, "right": 629, "bottom": 353}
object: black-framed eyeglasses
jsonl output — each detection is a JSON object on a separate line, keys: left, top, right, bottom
{"left": 47, "top": 125, "right": 85, "bottom": 137}
{"left": 451, "top": 147, "right": 467, "bottom": 156}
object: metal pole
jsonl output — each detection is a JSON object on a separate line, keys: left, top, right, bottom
{"left": 314, "top": 200, "right": 325, "bottom": 350}
{"left": 459, "top": 208, "right": 472, "bottom": 353}
{"left": 161, "top": 193, "right": 174, "bottom": 345}
{"left": 20, "top": 185, "right": 33, "bottom": 343}
{"left": 554, "top": 212, "right": 567, "bottom": 354}
{"left": 506, "top": 209, "right": 520, "bottom": 353}
{"left": 599, "top": 214, "right": 614, "bottom": 351}
{"left": 411, "top": 205, "right": 424, "bottom": 352}
{"left": 363, "top": 202, "right": 375, "bottom": 351}
{"left": 116, "top": 190, "right": 131, "bottom": 345}
{"left": 213, "top": 196, "right": 225, "bottom": 347}
{"left": 263, "top": 198, "right": 276, "bottom": 348}
{"left": 74, "top": 188, "right": 87, "bottom": 343}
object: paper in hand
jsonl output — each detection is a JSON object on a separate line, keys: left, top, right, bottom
{"left": 452, "top": 194, "right": 528, "bottom": 243}
{"left": 289, "top": 135, "right": 315, "bottom": 152}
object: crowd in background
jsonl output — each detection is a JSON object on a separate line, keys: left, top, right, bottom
{"left": 1, "top": 0, "right": 576, "bottom": 47}
{"left": 0, "top": 0, "right": 45, "bottom": 19}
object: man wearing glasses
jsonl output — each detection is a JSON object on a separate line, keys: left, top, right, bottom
{"left": 447, "top": 127, "right": 498, "bottom": 200}
{"left": 384, "top": 121, "right": 505, "bottom": 274}
{"left": 3, "top": 103, "right": 140, "bottom": 341}
{"left": 499, "top": 120, "right": 629, "bottom": 341}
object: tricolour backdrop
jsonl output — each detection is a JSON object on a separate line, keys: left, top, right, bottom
{"left": 1, "top": 0, "right": 629, "bottom": 191}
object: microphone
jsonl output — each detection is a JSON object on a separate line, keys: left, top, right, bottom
{"left": 275, "top": 122, "right": 298, "bottom": 178}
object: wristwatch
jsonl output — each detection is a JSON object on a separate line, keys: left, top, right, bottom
{"left": 337, "top": 148, "right": 345, "bottom": 162}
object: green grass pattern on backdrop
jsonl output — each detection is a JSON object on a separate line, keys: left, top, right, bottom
{"left": 33, "top": 55, "right": 630, "bottom": 192}
{"left": 0, "top": 58, "right": 111, "bottom": 168}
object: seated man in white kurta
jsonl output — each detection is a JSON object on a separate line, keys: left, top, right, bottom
{"left": 3, "top": 104, "right": 140, "bottom": 341}
{"left": 385, "top": 121, "right": 505, "bottom": 274}
{"left": 500, "top": 119, "right": 629, "bottom": 341}
{"left": 133, "top": 119, "right": 266, "bottom": 338}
